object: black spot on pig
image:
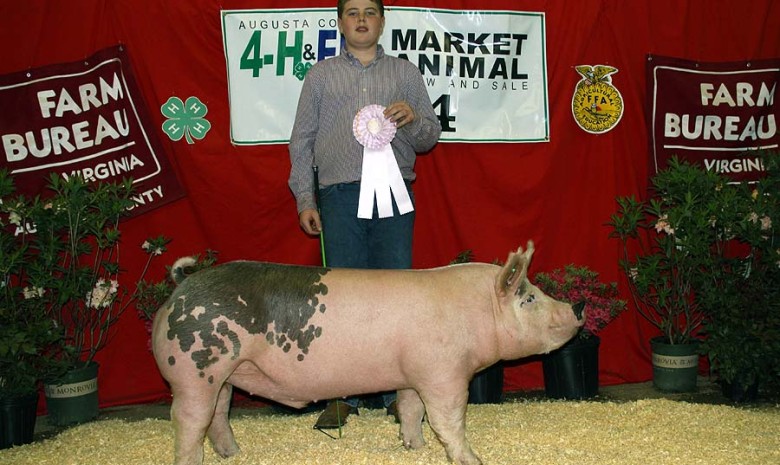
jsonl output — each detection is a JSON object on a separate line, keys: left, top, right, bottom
{"left": 165, "top": 262, "right": 329, "bottom": 377}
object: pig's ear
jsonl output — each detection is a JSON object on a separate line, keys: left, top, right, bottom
{"left": 495, "top": 241, "right": 534, "bottom": 297}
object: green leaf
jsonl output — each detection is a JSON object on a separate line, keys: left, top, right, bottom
{"left": 161, "top": 97, "right": 186, "bottom": 119}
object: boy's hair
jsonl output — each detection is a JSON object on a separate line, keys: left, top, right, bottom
{"left": 337, "top": 0, "right": 385, "bottom": 18}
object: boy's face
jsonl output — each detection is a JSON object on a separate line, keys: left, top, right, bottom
{"left": 338, "top": 0, "right": 384, "bottom": 51}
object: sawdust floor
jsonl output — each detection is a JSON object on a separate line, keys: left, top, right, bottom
{"left": 32, "top": 376, "right": 777, "bottom": 441}
{"left": 3, "top": 377, "right": 777, "bottom": 465}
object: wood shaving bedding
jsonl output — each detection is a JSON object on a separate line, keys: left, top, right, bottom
{"left": 1, "top": 399, "right": 778, "bottom": 465}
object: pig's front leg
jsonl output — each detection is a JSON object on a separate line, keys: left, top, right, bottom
{"left": 397, "top": 388, "right": 426, "bottom": 449}
{"left": 420, "top": 383, "right": 482, "bottom": 465}
{"left": 206, "top": 383, "right": 240, "bottom": 458}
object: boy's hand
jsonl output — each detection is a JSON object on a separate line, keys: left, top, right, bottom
{"left": 299, "top": 208, "right": 322, "bottom": 235}
{"left": 385, "top": 101, "right": 415, "bottom": 128}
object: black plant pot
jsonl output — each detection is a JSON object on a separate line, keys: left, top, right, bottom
{"left": 44, "top": 361, "right": 99, "bottom": 426}
{"left": 720, "top": 377, "right": 759, "bottom": 403}
{"left": 0, "top": 392, "right": 39, "bottom": 450}
{"left": 468, "top": 362, "right": 504, "bottom": 404}
{"left": 650, "top": 337, "right": 700, "bottom": 393}
{"left": 543, "top": 335, "right": 600, "bottom": 400}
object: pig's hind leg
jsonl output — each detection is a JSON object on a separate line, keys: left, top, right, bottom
{"left": 397, "top": 388, "right": 426, "bottom": 449}
{"left": 170, "top": 380, "right": 223, "bottom": 465}
{"left": 419, "top": 384, "right": 482, "bottom": 465}
{"left": 206, "top": 383, "right": 240, "bottom": 458}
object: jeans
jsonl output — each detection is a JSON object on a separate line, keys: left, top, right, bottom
{"left": 318, "top": 181, "right": 415, "bottom": 407}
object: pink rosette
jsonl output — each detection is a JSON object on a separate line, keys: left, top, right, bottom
{"left": 353, "top": 104, "right": 396, "bottom": 150}
{"left": 352, "top": 104, "right": 412, "bottom": 219}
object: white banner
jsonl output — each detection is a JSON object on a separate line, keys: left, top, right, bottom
{"left": 221, "top": 7, "right": 548, "bottom": 145}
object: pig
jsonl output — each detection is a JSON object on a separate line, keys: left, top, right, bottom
{"left": 151, "top": 241, "right": 584, "bottom": 465}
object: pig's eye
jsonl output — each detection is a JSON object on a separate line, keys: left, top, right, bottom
{"left": 523, "top": 294, "right": 536, "bottom": 305}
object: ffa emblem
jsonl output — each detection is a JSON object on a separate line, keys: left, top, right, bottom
{"left": 572, "top": 65, "right": 624, "bottom": 134}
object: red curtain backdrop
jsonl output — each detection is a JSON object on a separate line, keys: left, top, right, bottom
{"left": 2, "top": 0, "right": 778, "bottom": 409}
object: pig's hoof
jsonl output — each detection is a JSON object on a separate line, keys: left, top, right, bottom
{"left": 451, "top": 453, "right": 482, "bottom": 465}
{"left": 212, "top": 443, "right": 240, "bottom": 458}
{"left": 401, "top": 435, "right": 425, "bottom": 450}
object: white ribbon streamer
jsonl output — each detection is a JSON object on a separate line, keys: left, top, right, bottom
{"left": 353, "top": 105, "right": 414, "bottom": 219}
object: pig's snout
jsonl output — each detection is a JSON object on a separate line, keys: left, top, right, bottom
{"left": 572, "top": 301, "right": 586, "bottom": 320}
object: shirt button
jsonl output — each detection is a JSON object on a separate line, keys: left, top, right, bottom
{"left": 362, "top": 88, "right": 367, "bottom": 92}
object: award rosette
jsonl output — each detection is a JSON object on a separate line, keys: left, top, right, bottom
{"left": 353, "top": 104, "right": 414, "bottom": 219}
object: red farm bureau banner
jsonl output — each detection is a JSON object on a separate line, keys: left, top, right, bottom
{"left": 647, "top": 55, "right": 780, "bottom": 183}
{"left": 0, "top": 45, "right": 184, "bottom": 217}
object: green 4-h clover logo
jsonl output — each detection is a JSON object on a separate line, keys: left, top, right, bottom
{"left": 161, "top": 96, "right": 211, "bottom": 144}
{"left": 294, "top": 62, "right": 312, "bottom": 81}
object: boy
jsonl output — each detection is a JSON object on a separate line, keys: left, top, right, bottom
{"left": 288, "top": 0, "right": 442, "bottom": 429}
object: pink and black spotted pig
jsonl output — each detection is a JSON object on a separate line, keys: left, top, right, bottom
{"left": 152, "top": 241, "right": 585, "bottom": 465}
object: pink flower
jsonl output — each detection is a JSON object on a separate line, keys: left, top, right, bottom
{"left": 23, "top": 286, "right": 45, "bottom": 299}
{"left": 141, "top": 240, "right": 164, "bottom": 255}
{"left": 8, "top": 211, "right": 21, "bottom": 226}
{"left": 534, "top": 265, "right": 627, "bottom": 338}
{"left": 655, "top": 214, "right": 675, "bottom": 235}
{"left": 86, "top": 278, "right": 119, "bottom": 309}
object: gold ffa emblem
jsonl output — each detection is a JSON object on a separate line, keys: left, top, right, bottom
{"left": 572, "top": 65, "right": 624, "bottom": 134}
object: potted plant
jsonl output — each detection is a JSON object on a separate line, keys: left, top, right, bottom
{"left": 696, "top": 150, "right": 780, "bottom": 401}
{"left": 0, "top": 286, "right": 68, "bottom": 449}
{"left": 0, "top": 316, "right": 65, "bottom": 449}
{"left": 608, "top": 153, "right": 780, "bottom": 394}
{"left": 534, "top": 265, "right": 627, "bottom": 399}
{"left": 0, "top": 169, "right": 169, "bottom": 426}
{"left": 608, "top": 157, "right": 722, "bottom": 392}
{"left": 0, "top": 171, "right": 69, "bottom": 448}
{"left": 703, "top": 266, "right": 780, "bottom": 402}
